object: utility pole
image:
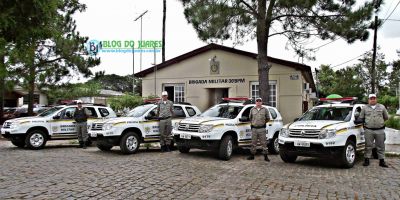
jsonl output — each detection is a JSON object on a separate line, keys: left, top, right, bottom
{"left": 134, "top": 10, "right": 148, "bottom": 72}
{"left": 371, "top": 0, "right": 382, "bottom": 94}
{"left": 152, "top": 46, "right": 157, "bottom": 95}
{"left": 132, "top": 45, "right": 135, "bottom": 94}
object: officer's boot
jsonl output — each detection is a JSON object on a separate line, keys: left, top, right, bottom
{"left": 165, "top": 145, "right": 171, "bottom": 152}
{"left": 379, "top": 159, "right": 388, "bottom": 168}
{"left": 77, "top": 141, "right": 83, "bottom": 148}
{"left": 161, "top": 145, "right": 166, "bottom": 152}
{"left": 363, "top": 158, "right": 370, "bottom": 166}
{"left": 82, "top": 141, "right": 87, "bottom": 149}
{"left": 264, "top": 154, "right": 270, "bottom": 162}
{"left": 247, "top": 154, "right": 255, "bottom": 160}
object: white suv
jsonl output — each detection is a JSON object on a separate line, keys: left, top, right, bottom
{"left": 172, "top": 100, "right": 283, "bottom": 160}
{"left": 88, "top": 103, "right": 201, "bottom": 154}
{"left": 1, "top": 105, "right": 116, "bottom": 149}
{"left": 278, "top": 101, "right": 365, "bottom": 168}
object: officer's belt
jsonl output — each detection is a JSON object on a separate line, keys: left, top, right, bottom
{"left": 365, "top": 126, "right": 385, "bottom": 130}
{"left": 159, "top": 116, "right": 171, "bottom": 120}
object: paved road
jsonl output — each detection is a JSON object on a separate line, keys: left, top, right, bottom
{"left": 0, "top": 140, "right": 399, "bottom": 200}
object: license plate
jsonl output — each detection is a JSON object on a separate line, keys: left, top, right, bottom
{"left": 90, "top": 132, "right": 98, "bottom": 137}
{"left": 180, "top": 133, "right": 191, "bottom": 139}
{"left": 294, "top": 141, "right": 310, "bottom": 147}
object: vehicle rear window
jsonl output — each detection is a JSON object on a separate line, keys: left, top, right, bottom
{"left": 185, "top": 107, "right": 197, "bottom": 117}
{"left": 99, "top": 108, "right": 110, "bottom": 117}
{"left": 268, "top": 108, "right": 277, "bottom": 119}
{"left": 174, "top": 106, "right": 186, "bottom": 118}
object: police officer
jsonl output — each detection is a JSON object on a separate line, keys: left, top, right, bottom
{"left": 358, "top": 94, "right": 389, "bottom": 167}
{"left": 157, "top": 91, "right": 174, "bottom": 152}
{"left": 247, "top": 97, "right": 270, "bottom": 161}
{"left": 73, "top": 101, "right": 90, "bottom": 149}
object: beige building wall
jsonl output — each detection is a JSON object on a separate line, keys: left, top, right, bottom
{"left": 141, "top": 49, "right": 310, "bottom": 124}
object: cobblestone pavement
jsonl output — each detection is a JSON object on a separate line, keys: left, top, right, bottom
{"left": 0, "top": 140, "right": 399, "bottom": 200}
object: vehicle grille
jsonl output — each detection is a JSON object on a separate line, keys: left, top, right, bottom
{"left": 91, "top": 123, "right": 104, "bottom": 131}
{"left": 289, "top": 129, "right": 320, "bottom": 139}
{"left": 2, "top": 122, "right": 11, "bottom": 129}
{"left": 178, "top": 123, "right": 200, "bottom": 132}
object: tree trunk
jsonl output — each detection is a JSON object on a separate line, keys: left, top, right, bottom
{"left": 162, "top": 0, "right": 166, "bottom": 62}
{"left": 0, "top": 53, "right": 5, "bottom": 124}
{"left": 27, "top": 64, "right": 35, "bottom": 116}
{"left": 256, "top": 0, "right": 270, "bottom": 104}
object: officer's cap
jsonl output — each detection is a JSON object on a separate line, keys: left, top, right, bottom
{"left": 368, "top": 94, "right": 377, "bottom": 99}
{"left": 161, "top": 91, "right": 168, "bottom": 96}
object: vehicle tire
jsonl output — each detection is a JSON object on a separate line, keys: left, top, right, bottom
{"left": 178, "top": 146, "right": 190, "bottom": 153}
{"left": 97, "top": 143, "right": 113, "bottom": 151}
{"left": 340, "top": 140, "right": 356, "bottom": 168}
{"left": 279, "top": 150, "right": 297, "bottom": 163}
{"left": 218, "top": 135, "right": 234, "bottom": 161}
{"left": 11, "top": 137, "right": 25, "bottom": 148}
{"left": 268, "top": 133, "right": 280, "bottom": 154}
{"left": 120, "top": 132, "right": 140, "bottom": 154}
{"left": 25, "top": 130, "right": 47, "bottom": 150}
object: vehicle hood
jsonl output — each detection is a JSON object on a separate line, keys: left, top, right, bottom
{"left": 6, "top": 116, "right": 47, "bottom": 123}
{"left": 287, "top": 120, "right": 345, "bottom": 130}
{"left": 91, "top": 117, "right": 141, "bottom": 124}
{"left": 179, "top": 116, "right": 232, "bottom": 125}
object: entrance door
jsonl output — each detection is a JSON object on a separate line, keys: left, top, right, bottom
{"left": 164, "top": 86, "right": 174, "bottom": 101}
{"left": 208, "top": 88, "right": 229, "bottom": 107}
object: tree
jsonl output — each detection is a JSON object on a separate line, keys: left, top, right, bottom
{"left": 181, "top": 0, "right": 375, "bottom": 104}
{"left": 387, "top": 59, "right": 400, "bottom": 96}
{"left": 354, "top": 50, "right": 388, "bottom": 95}
{"left": 8, "top": 0, "right": 100, "bottom": 115}
{"left": 47, "top": 82, "right": 101, "bottom": 104}
{"left": 87, "top": 71, "right": 142, "bottom": 94}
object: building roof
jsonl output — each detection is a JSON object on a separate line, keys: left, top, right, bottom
{"left": 99, "top": 89, "right": 124, "bottom": 97}
{"left": 135, "top": 43, "right": 316, "bottom": 91}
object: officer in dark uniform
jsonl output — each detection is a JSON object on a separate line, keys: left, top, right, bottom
{"left": 357, "top": 94, "right": 389, "bottom": 167}
{"left": 73, "top": 102, "right": 89, "bottom": 149}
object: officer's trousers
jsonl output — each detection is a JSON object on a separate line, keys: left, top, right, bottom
{"left": 159, "top": 118, "right": 172, "bottom": 146}
{"left": 364, "top": 128, "right": 385, "bottom": 159}
{"left": 250, "top": 128, "right": 268, "bottom": 155}
{"left": 76, "top": 122, "right": 88, "bottom": 142}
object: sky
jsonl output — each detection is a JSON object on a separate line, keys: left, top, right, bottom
{"left": 73, "top": 0, "right": 400, "bottom": 79}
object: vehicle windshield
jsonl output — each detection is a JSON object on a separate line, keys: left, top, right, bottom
{"left": 201, "top": 105, "right": 243, "bottom": 119}
{"left": 299, "top": 106, "right": 353, "bottom": 121}
{"left": 38, "top": 107, "right": 63, "bottom": 117}
{"left": 125, "top": 105, "right": 154, "bottom": 117}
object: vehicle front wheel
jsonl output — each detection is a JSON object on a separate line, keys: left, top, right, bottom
{"left": 178, "top": 146, "right": 190, "bottom": 153}
{"left": 25, "top": 130, "right": 47, "bottom": 150}
{"left": 268, "top": 133, "right": 280, "bottom": 154}
{"left": 120, "top": 132, "right": 140, "bottom": 154}
{"left": 279, "top": 150, "right": 297, "bottom": 163}
{"left": 340, "top": 140, "right": 356, "bottom": 168}
{"left": 11, "top": 137, "right": 25, "bottom": 148}
{"left": 218, "top": 135, "right": 234, "bottom": 161}
{"left": 97, "top": 143, "right": 113, "bottom": 151}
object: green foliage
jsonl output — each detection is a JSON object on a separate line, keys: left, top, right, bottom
{"left": 378, "top": 95, "right": 399, "bottom": 114}
{"left": 385, "top": 116, "right": 400, "bottom": 130}
{"left": 47, "top": 82, "right": 101, "bottom": 104}
{"left": 87, "top": 72, "right": 142, "bottom": 94}
{"left": 108, "top": 94, "right": 143, "bottom": 112}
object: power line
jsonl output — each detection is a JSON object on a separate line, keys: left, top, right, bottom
{"left": 331, "top": 51, "right": 370, "bottom": 69}
{"left": 383, "top": 0, "right": 400, "bottom": 25}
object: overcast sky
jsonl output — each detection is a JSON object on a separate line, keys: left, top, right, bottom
{"left": 74, "top": 0, "right": 400, "bottom": 79}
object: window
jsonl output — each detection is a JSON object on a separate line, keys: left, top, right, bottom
{"left": 268, "top": 108, "right": 277, "bottom": 119}
{"left": 250, "top": 81, "right": 277, "bottom": 107}
{"left": 99, "top": 108, "right": 110, "bottom": 117}
{"left": 85, "top": 107, "right": 98, "bottom": 118}
{"left": 163, "top": 84, "right": 185, "bottom": 102}
{"left": 61, "top": 107, "right": 76, "bottom": 119}
{"left": 241, "top": 106, "right": 253, "bottom": 120}
{"left": 173, "top": 106, "right": 186, "bottom": 118}
{"left": 185, "top": 107, "right": 197, "bottom": 117}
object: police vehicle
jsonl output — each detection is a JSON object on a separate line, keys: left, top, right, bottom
{"left": 88, "top": 102, "right": 201, "bottom": 154}
{"left": 1, "top": 104, "right": 116, "bottom": 149}
{"left": 278, "top": 97, "right": 366, "bottom": 168}
{"left": 172, "top": 98, "right": 283, "bottom": 160}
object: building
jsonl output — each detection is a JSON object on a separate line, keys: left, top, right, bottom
{"left": 136, "top": 43, "right": 316, "bottom": 123}
{"left": 78, "top": 89, "right": 124, "bottom": 105}
{"left": 4, "top": 86, "right": 48, "bottom": 107}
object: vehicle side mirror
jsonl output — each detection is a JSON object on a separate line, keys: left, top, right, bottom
{"left": 53, "top": 115, "right": 61, "bottom": 120}
{"left": 293, "top": 117, "right": 299, "bottom": 122}
{"left": 239, "top": 116, "right": 249, "bottom": 122}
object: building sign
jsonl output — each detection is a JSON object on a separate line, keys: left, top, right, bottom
{"left": 290, "top": 74, "right": 299, "bottom": 80}
{"left": 189, "top": 78, "right": 245, "bottom": 85}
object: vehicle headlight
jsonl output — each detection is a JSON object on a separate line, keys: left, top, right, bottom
{"left": 319, "top": 129, "right": 336, "bottom": 139}
{"left": 10, "top": 122, "right": 20, "bottom": 129}
{"left": 103, "top": 123, "right": 113, "bottom": 131}
{"left": 279, "top": 128, "right": 289, "bottom": 138}
{"left": 199, "top": 124, "right": 213, "bottom": 133}
{"left": 173, "top": 122, "right": 180, "bottom": 130}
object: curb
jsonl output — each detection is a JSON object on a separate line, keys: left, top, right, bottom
{"left": 385, "top": 152, "right": 400, "bottom": 157}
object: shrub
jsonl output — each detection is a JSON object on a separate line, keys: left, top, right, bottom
{"left": 385, "top": 116, "right": 400, "bottom": 130}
